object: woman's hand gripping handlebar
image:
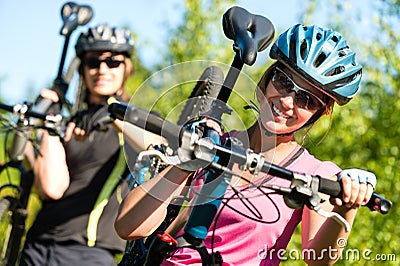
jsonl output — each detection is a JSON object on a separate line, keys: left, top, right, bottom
{"left": 108, "top": 102, "right": 215, "bottom": 171}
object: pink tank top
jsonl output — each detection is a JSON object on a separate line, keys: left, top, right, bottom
{"left": 162, "top": 137, "right": 341, "bottom": 265}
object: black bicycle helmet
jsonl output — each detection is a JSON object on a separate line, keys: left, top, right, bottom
{"left": 270, "top": 24, "right": 362, "bottom": 105}
{"left": 75, "top": 23, "right": 134, "bottom": 58}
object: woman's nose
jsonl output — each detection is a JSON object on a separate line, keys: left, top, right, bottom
{"left": 98, "top": 61, "right": 109, "bottom": 72}
{"left": 280, "top": 92, "right": 295, "bottom": 109}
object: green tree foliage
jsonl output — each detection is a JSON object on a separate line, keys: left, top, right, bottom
{"left": 163, "top": 0, "right": 235, "bottom": 64}
{"left": 283, "top": 1, "right": 400, "bottom": 265}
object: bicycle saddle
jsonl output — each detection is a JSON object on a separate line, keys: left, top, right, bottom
{"left": 222, "top": 6, "right": 275, "bottom": 66}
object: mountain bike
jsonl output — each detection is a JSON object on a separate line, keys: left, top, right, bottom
{"left": 0, "top": 3, "right": 92, "bottom": 265}
{"left": 115, "top": 6, "right": 274, "bottom": 265}
{"left": 109, "top": 6, "right": 392, "bottom": 266}
{"left": 0, "top": 102, "right": 63, "bottom": 266}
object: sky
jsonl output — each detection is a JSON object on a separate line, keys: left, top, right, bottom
{"left": 0, "top": 1, "right": 375, "bottom": 105}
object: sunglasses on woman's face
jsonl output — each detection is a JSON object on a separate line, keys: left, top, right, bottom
{"left": 84, "top": 56, "right": 125, "bottom": 69}
{"left": 271, "top": 67, "right": 326, "bottom": 111}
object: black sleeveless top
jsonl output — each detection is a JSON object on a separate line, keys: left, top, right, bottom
{"left": 26, "top": 103, "right": 131, "bottom": 254}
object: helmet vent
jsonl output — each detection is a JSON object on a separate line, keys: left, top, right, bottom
{"left": 300, "top": 40, "right": 308, "bottom": 60}
{"left": 326, "top": 66, "right": 345, "bottom": 76}
{"left": 331, "top": 35, "right": 339, "bottom": 42}
{"left": 316, "top": 32, "right": 322, "bottom": 40}
{"left": 314, "top": 53, "right": 327, "bottom": 67}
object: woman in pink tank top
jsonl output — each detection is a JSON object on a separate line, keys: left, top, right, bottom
{"left": 115, "top": 24, "right": 377, "bottom": 265}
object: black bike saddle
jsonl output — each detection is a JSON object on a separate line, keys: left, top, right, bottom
{"left": 222, "top": 6, "right": 275, "bottom": 66}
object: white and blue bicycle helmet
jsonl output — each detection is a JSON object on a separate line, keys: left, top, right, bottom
{"left": 270, "top": 24, "right": 362, "bottom": 105}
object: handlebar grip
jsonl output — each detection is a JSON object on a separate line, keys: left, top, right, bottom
{"left": 0, "top": 102, "right": 16, "bottom": 113}
{"left": 31, "top": 97, "right": 56, "bottom": 114}
{"left": 318, "top": 177, "right": 342, "bottom": 198}
{"left": 318, "top": 176, "right": 392, "bottom": 214}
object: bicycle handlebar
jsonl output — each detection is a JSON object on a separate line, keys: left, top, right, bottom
{"left": 0, "top": 102, "right": 62, "bottom": 123}
{"left": 108, "top": 102, "right": 181, "bottom": 150}
{"left": 108, "top": 102, "right": 392, "bottom": 215}
{"left": 209, "top": 139, "right": 392, "bottom": 214}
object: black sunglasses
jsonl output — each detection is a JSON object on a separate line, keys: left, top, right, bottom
{"left": 271, "top": 67, "right": 326, "bottom": 110}
{"left": 84, "top": 57, "right": 125, "bottom": 69}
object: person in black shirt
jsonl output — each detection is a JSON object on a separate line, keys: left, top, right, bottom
{"left": 20, "top": 24, "right": 161, "bottom": 266}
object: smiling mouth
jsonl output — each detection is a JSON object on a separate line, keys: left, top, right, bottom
{"left": 95, "top": 79, "right": 110, "bottom": 86}
{"left": 272, "top": 104, "right": 290, "bottom": 119}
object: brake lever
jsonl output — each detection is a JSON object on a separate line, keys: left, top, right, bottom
{"left": 135, "top": 148, "right": 180, "bottom": 167}
{"left": 282, "top": 173, "right": 352, "bottom": 232}
{"left": 265, "top": 180, "right": 352, "bottom": 232}
{"left": 313, "top": 205, "right": 351, "bottom": 232}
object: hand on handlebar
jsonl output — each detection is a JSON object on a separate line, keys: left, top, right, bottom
{"left": 332, "top": 169, "right": 376, "bottom": 209}
{"left": 201, "top": 117, "right": 224, "bottom": 136}
{"left": 64, "top": 110, "right": 96, "bottom": 142}
{"left": 175, "top": 118, "right": 224, "bottom": 172}
{"left": 40, "top": 88, "right": 60, "bottom": 103}
{"left": 34, "top": 88, "right": 64, "bottom": 137}
{"left": 185, "top": 116, "right": 224, "bottom": 136}
{"left": 63, "top": 121, "right": 86, "bottom": 142}
{"left": 35, "top": 88, "right": 63, "bottom": 114}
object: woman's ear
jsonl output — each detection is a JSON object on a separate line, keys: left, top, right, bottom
{"left": 124, "top": 58, "right": 134, "bottom": 78}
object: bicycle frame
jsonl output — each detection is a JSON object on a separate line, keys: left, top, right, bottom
{"left": 175, "top": 7, "right": 275, "bottom": 252}
{"left": 0, "top": 4, "right": 92, "bottom": 264}
{"left": 0, "top": 107, "right": 33, "bottom": 265}
{"left": 0, "top": 163, "right": 34, "bottom": 266}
